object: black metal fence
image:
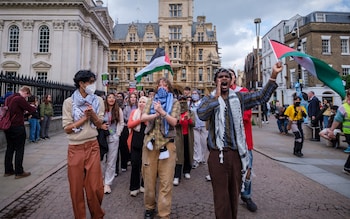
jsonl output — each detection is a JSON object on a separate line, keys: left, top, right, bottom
{"left": 0, "top": 71, "right": 76, "bottom": 116}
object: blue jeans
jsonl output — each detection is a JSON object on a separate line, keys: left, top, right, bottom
{"left": 241, "top": 150, "right": 253, "bottom": 199}
{"left": 29, "top": 118, "right": 41, "bottom": 141}
{"left": 277, "top": 119, "right": 288, "bottom": 133}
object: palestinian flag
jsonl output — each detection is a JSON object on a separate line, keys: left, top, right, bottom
{"left": 135, "top": 48, "right": 173, "bottom": 83}
{"left": 269, "top": 39, "right": 345, "bottom": 99}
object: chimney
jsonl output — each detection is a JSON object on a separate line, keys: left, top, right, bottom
{"left": 96, "top": 0, "right": 103, "bottom": 7}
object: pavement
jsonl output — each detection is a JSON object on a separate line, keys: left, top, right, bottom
{"left": 0, "top": 117, "right": 350, "bottom": 218}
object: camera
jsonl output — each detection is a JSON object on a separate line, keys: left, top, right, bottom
{"left": 291, "top": 27, "right": 298, "bottom": 37}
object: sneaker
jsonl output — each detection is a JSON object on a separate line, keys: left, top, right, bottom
{"left": 144, "top": 209, "right": 155, "bottom": 219}
{"left": 130, "top": 190, "right": 139, "bottom": 197}
{"left": 184, "top": 173, "right": 191, "bottom": 179}
{"left": 192, "top": 162, "right": 199, "bottom": 169}
{"left": 173, "top": 178, "right": 179, "bottom": 186}
{"left": 140, "top": 186, "right": 145, "bottom": 193}
{"left": 121, "top": 168, "right": 127, "bottom": 172}
{"left": 15, "top": 171, "right": 31, "bottom": 179}
{"left": 114, "top": 173, "right": 118, "bottom": 177}
{"left": 344, "top": 147, "right": 350, "bottom": 153}
{"left": 343, "top": 169, "right": 350, "bottom": 175}
{"left": 241, "top": 197, "right": 257, "bottom": 212}
{"left": 104, "top": 185, "right": 111, "bottom": 194}
{"left": 205, "top": 175, "right": 211, "bottom": 181}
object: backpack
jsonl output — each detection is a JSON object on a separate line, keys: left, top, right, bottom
{"left": 0, "top": 97, "right": 12, "bottom": 130}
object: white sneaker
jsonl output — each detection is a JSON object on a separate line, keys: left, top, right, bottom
{"left": 140, "top": 186, "right": 145, "bottom": 193}
{"left": 205, "top": 175, "right": 211, "bottom": 181}
{"left": 121, "top": 168, "right": 127, "bottom": 172}
{"left": 104, "top": 185, "right": 111, "bottom": 194}
{"left": 192, "top": 162, "right": 199, "bottom": 169}
{"left": 173, "top": 178, "right": 179, "bottom": 186}
{"left": 130, "top": 190, "right": 139, "bottom": 197}
{"left": 184, "top": 173, "right": 191, "bottom": 179}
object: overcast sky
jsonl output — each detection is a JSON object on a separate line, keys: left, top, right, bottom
{"left": 105, "top": 0, "right": 350, "bottom": 71}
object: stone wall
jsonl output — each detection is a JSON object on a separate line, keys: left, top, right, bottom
{"left": 0, "top": 117, "right": 63, "bottom": 151}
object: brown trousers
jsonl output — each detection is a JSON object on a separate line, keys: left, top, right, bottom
{"left": 142, "top": 142, "right": 176, "bottom": 219}
{"left": 67, "top": 139, "right": 104, "bottom": 219}
{"left": 208, "top": 149, "right": 242, "bottom": 219}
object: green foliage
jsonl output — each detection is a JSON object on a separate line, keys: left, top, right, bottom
{"left": 342, "top": 75, "right": 350, "bottom": 90}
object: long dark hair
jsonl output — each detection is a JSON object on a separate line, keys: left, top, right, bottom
{"left": 104, "top": 93, "right": 120, "bottom": 124}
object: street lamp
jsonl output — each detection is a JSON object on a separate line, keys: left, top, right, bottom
{"left": 254, "top": 18, "right": 262, "bottom": 128}
{"left": 293, "top": 22, "right": 303, "bottom": 92}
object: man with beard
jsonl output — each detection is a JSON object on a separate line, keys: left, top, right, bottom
{"left": 197, "top": 62, "right": 283, "bottom": 219}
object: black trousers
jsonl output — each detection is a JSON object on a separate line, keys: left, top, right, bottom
{"left": 174, "top": 134, "right": 191, "bottom": 179}
{"left": 345, "top": 155, "right": 350, "bottom": 170}
{"left": 129, "top": 147, "right": 144, "bottom": 191}
{"left": 116, "top": 126, "right": 130, "bottom": 173}
{"left": 4, "top": 126, "right": 26, "bottom": 174}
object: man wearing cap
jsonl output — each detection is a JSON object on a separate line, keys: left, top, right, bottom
{"left": 197, "top": 62, "right": 283, "bottom": 219}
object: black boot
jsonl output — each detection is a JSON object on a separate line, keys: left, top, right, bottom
{"left": 295, "top": 142, "right": 303, "bottom": 157}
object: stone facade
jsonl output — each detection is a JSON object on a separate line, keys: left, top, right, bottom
{"left": 108, "top": 0, "right": 220, "bottom": 95}
{"left": 0, "top": 0, "right": 113, "bottom": 92}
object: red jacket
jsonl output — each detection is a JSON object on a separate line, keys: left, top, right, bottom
{"left": 7, "top": 93, "right": 36, "bottom": 127}
{"left": 231, "top": 85, "right": 253, "bottom": 150}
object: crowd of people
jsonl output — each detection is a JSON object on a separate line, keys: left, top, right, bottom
{"left": 3, "top": 61, "right": 350, "bottom": 219}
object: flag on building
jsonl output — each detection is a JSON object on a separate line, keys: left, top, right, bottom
{"left": 135, "top": 48, "right": 173, "bottom": 83}
{"left": 269, "top": 39, "right": 345, "bottom": 99}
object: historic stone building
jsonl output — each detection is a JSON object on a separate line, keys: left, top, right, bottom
{"left": 108, "top": 0, "right": 220, "bottom": 95}
{"left": 0, "top": 0, "right": 113, "bottom": 92}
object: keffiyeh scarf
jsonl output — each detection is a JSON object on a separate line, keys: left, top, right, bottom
{"left": 150, "top": 89, "right": 174, "bottom": 137}
{"left": 71, "top": 90, "right": 100, "bottom": 132}
{"left": 211, "top": 89, "right": 250, "bottom": 191}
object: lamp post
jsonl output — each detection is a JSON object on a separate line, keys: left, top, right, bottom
{"left": 254, "top": 18, "right": 262, "bottom": 128}
{"left": 294, "top": 22, "right": 303, "bottom": 92}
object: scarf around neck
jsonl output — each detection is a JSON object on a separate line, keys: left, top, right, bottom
{"left": 150, "top": 92, "right": 174, "bottom": 137}
{"left": 210, "top": 89, "right": 250, "bottom": 191}
{"left": 72, "top": 90, "right": 100, "bottom": 132}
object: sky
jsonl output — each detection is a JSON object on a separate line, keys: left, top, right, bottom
{"left": 105, "top": 0, "right": 350, "bottom": 71}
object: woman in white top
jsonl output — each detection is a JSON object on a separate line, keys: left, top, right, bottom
{"left": 101, "top": 93, "right": 124, "bottom": 194}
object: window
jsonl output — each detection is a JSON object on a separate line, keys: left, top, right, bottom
{"left": 181, "top": 68, "right": 186, "bottom": 79}
{"left": 321, "top": 36, "right": 331, "bottom": 54}
{"left": 129, "top": 33, "right": 136, "bottom": 42}
{"left": 342, "top": 65, "right": 350, "bottom": 76}
{"left": 169, "top": 4, "right": 182, "bottom": 17}
{"left": 126, "top": 68, "right": 131, "bottom": 80}
{"left": 199, "top": 68, "right": 203, "bottom": 81}
{"left": 148, "top": 73, "right": 154, "bottom": 82}
{"left": 127, "top": 50, "right": 131, "bottom": 61}
{"left": 172, "top": 46, "right": 178, "bottom": 59}
{"left": 37, "top": 72, "right": 48, "bottom": 81}
{"left": 8, "top": 25, "right": 19, "bottom": 52}
{"left": 207, "top": 68, "right": 211, "bottom": 82}
{"left": 198, "top": 32, "right": 204, "bottom": 42}
{"left": 315, "top": 13, "right": 326, "bottom": 22}
{"left": 134, "top": 50, "right": 138, "bottom": 61}
{"left": 5, "top": 71, "right": 16, "bottom": 92}
{"left": 146, "top": 33, "right": 153, "bottom": 42}
{"left": 146, "top": 49, "right": 153, "bottom": 61}
{"left": 198, "top": 49, "right": 203, "bottom": 61}
{"left": 169, "top": 26, "right": 182, "bottom": 40}
{"left": 39, "top": 25, "right": 50, "bottom": 53}
{"left": 164, "top": 69, "right": 169, "bottom": 79}
{"left": 110, "top": 50, "right": 118, "bottom": 61}
{"left": 340, "top": 37, "right": 349, "bottom": 55}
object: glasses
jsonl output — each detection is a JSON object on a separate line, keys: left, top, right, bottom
{"left": 217, "top": 75, "right": 230, "bottom": 79}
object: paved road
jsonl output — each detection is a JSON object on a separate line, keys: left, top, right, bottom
{"left": 0, "top": 117, "right": 350, "bottom": 218}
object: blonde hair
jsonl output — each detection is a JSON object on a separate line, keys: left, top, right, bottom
{"left": 139, "top": 96, "right": 148, "bottom": 103}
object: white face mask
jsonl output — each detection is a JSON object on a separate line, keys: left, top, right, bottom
{"left": 85, "top": 83, "right": 96, "bottom": 95}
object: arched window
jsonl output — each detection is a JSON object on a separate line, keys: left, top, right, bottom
{"left": 39, "top": 25, "right": 50, "bottom": 53}
{"left": 8, "top": 25, "right": 19, "bottom": 52}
